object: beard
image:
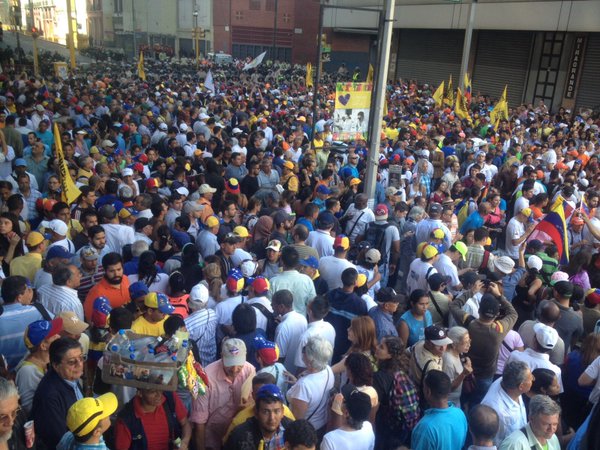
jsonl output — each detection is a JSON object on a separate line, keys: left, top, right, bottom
{"left": 106, "top": 276, "right": 122, "bottom": 285}
{"left": 0, "top": 430, "right": 12, "bottom": 443}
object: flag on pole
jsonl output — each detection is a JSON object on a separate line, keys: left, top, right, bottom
{"left": 243, "top": 51, "right": 267, "bottom": 71}
{"left": 455, "top": 88, "right": 472, "bottom": 124}
{"left": 432, "top": 81, "right": 445, "bottom": 109}
{"left": 204, "top": 70, "right": 215, "bottom": 92}
{"left": 490, "top": 85, "right": 509, "bottom": 128}
{"left": 534, "top": 196, "right": 570, "bottom": 264}
{"left": 137, "top": 51, "right": 146, "bottom": 81}
{"left": 463, "top": 73, "right": 472, "bottom": 103}
{"left": 444, "top": 75, "right": 454, "bottom": 106}
{"left": 499, "top": 84, "right": 508, "bottom": 103}
{"left": 305, "top": 62, "right": 313, "bottom": 88}
{"left": 54, "top": 123, "right": 81, "bottom": 205}
{"left": 366, "top": 64, "right": 374, "bottom": 84}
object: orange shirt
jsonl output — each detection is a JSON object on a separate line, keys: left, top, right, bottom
{"left": 84, "top": 276, "right": 131, "bottom": 322}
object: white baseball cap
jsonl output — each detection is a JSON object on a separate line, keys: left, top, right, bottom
{"left": 533, "top": 323, "right": 559, "bottom": 350}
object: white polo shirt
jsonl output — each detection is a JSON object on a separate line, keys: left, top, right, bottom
{"left": 507, "top": 348, "right": 563, "bottom": 392}
{"left": 481, "top": 377, "right": 527, "bottom": 445}
{"left": 318, "top": 256, "right": 356, "bottom": 290}
{"left": 294, "top": 320, "right": 337, "bottom": 368}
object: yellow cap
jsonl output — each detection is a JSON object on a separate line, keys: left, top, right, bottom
{"left": 233, "top": 226, "right": 249, "bottom": 238}
{"left": 431, "top": 228, "right": 445, "bottom": 240}
{"left": 66, "top": 393, "right": 118, "bottom": 437}
{"left": 416, "top": 242, "right": 428, "bottom": 258}
{"left": 26, "top": 231, "right": 45, "bottom": 247}
{"left": 205, "top": 215, "right": 220, "bottom": 228}
{"left": 356, "top": 273, "right": 367, "bottom": 288}
{"left": 521, "top": 207, "right": 532, "bottom": 218}
{"left": 422, "top": 244, "right": 439, "bottom": 260}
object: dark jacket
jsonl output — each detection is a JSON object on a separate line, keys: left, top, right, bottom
{"left": 223, "top": 416, "right": 294, "bottom": 450}
{"left": 31, "top": 369, "right": 79, "bottom": 450}
{"left": 325, "top": 288, "right": 368, "bottom": 363}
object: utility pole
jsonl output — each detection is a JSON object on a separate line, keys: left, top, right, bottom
{"left": 459, "top": 0, "right": 477, "bottom": 88}
{"left": 31, "top": 27, "right": 39, "bottom": 76}
{"left": 193, "top": 9, "right": 199, "bottom": 67}
{"left": 65, "top": 0, "right": 76, "bottom": 69}
{"left": 131, "top": 0, "right": 137, "bottom": 58}
{"left": 310, "top": 3, "right": 324, "bottom": 141}
{"left": 363, "top": 0, "right": 395, "bottom": 205}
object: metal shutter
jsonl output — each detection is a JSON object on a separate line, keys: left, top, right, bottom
{"left": 395, "top": 29, "right": 464, "bottom": 86}
{"left": 472, "top": 31, "right": 534, "bottom": 106}
{"left": 575, "top": 34, "right": 600, "bottom": 111}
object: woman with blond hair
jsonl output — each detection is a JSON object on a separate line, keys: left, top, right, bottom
{"left": 201, "top": 259, "right": 223, "bottom": 308}
{"left": 332, "top": 316, "right": 378, "bottom": 374}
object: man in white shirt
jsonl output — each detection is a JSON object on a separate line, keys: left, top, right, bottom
{"left": 214, "top": 270, "right": 245, "bottom": 343}
{"left": 508, "top": 323, "right": 563, "bottom": 392}
{"left": 295, "top": 295, "right": 336, "bottom": 369}
{"left": 245, "top": 276, "right": 274, "bottom": 334}
{"left": 341, "top": 194, "right": 375, "bottom": 244}
{"left": 318, "top": 235, "right": 356, "bottom": 290}
{"left": 505, "top": 208, "right": 535, "bottom": 260}
{"left": 415, "top": 202, "right": 452, "bottom": 251}
{"left": 97, "top": 204, "right": 135, "bottom": 254}
{"left": 306, "top": 212, "right": 335, "bottom": 258}
{"left": 406, "top": 245, "right": 439, "bottom": 294}
{"left": 273, "top": 289, "right": 307, "bottom": 373}
{"left": 37, "top": 264, "right": 84, "bottom": 321}
{"left": 481, "top": 361, "right": 532, "bottom": 444}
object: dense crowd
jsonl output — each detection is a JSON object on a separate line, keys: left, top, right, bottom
{"left": 0, "top": 52, "right": 599, "bottom": 450}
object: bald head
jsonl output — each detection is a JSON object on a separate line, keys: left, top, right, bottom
{"left": 468, "top": 404, "right": 499, "bottom": 444}
{"left": 539, "top": 300, "right": 561, "bottom": 325}
{"left": 355, "top": 194, "right": 368, "bottom": 209}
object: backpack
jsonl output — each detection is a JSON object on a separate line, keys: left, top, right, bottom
{"left": 250, "top": 302, "right": 277, "bottom": 341}
{"left": 364, "top": 222, "right": 392, "bottom": 258}
{"left": 388, "top": 370, "right": 421, "bottom": 432}
{"left": 118, "top": 391, "right": 181, "bottom": 450}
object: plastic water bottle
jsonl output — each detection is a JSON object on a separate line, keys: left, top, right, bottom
{"left": 109, "top": 329, "right": 129, "bottom": 353}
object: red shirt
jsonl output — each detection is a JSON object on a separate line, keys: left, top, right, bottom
{"left": 84, "top": 276, "right": 131, "bottom": 321}
{"left": 114, "top": 393, "right": 187, "bottom": 450}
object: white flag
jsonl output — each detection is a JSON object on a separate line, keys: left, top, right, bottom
{"left": 243, "top": 51, "right": 267, "bottom": 71}
{"left": 204, "top": 70, "right": 215, "bottom": 92}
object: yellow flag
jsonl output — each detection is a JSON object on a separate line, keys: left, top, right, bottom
{"left": 367, "top": 64, "right": 374, "bottom": 84}
{"left": 137, "top": 51, "right": 146, "bottom": 81}
{"left": 455, "top": 88, "right": 472, "bottom": 124}
{"left": 432, "top": 81, "right": 445, "bottom": 109}
{"left": 463, "top": 73, "right": 472, "bottom": 103}
{"left": 444, "top": 75, "right": 454, "bottom": 106}
{"left": 305, "top": 62, "right": 313, "bottom": 88}
{"left": 499, "top": 84, "right": 508, "bottom": 103}
{"left": 54, "top": 123, "right": 81, "bottom": 205}
{"left": 490, "top": 85, "right": 509, "bottom": 128}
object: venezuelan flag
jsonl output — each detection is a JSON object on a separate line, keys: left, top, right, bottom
{"left": 535, "top": 197, "right": 569, "bottom": 264}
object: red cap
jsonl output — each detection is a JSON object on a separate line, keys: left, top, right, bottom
{"left": 146, "top": 178, "right": 159, "bottom": 189}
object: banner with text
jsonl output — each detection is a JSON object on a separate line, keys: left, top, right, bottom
{"left": 333, "top": 82, "right": 372, "bottom": 141}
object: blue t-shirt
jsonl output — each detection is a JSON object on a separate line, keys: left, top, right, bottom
{"left": 398, "top": 310, "right": 432, "bottom": 347}
{"left": 411, "top": 403, "right": 468, "bottom": 450}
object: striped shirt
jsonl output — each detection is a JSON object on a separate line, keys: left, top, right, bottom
{"left": 37, "top": 285, "right": 85, "bottom": 322}
{"left": 78, "top": 267, "right": 105, "bottom": 303}
{"left": 184, "top": 308, "right": 218, "bottom": 367}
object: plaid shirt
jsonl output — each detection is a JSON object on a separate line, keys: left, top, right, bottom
{"left": 390, "top": 370, "right": 421, "bottom": 431}
{"left": 20, "top": 189, "right": 42, "bottom": 221}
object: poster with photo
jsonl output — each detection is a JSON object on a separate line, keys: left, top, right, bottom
{"left": 333, "top": 82, "right": 372, "bottom": 141}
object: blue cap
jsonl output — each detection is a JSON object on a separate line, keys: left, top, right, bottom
{"left": 171, "top": 230, "right": 191, "bottom": 249}
{"left": 46, "top": 246, "right": 74, "bottom": 260}
{"left": 300, "top": 256, "right": 319, "bottom": 269}
{"left": 129, "top": 281, "right": 149, "bottom": 299}
{"left": 316, "top": 185, "right": 331, "bottom": 195}
{"left": 316, "top": 211, "right": 335, "bottom": 228}
{"left": 14, "top": 158, "right": 27, "bottom": 167}
{"left": 256, "top": 384, "right": 285, "bottom": 403}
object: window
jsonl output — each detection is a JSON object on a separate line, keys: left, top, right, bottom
{"left": 235, "top": 10, "right": 244, "bottom": 21}
{"left": 113, "top": 0, "right": 122, "bottom": 13}
{"left": 265, "top": 0, "right": 275, "bottom": 11}
{"left": 249, "top": 0, "right": 261, "bottom": 10}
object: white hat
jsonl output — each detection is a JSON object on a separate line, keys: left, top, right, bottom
{"left": 494, "top": 256, "right": 515, "bottom": 275}
{"left": 221, "top": 338, "right": 247, "bottom": 367}
{"left": 179, "top": 123, "right": 188, "bottom": 132}
{"left": 158, "top": 122, "right": 168, "bottom": 131}
{"left": 189, "top": 283, "right": 209, "bottom": 311}
{"left": 199, "top": 113, "right": 210, "bottom": 120}
{"left": 122, "top": 168, "right": 134, "bottom": 177}
{"left": 198, "top": 183, "right": 217, "bottom": 194}
{"left": 101, "top": 139, "right": 115, "bottom": 148}
{"left": 48, "top": 219, "right": 68, "bottom": 236}
{"left": 527, "top": 255, "right": 543, "bottom": 271}
{"left": 232, "top": 128, "right": 243, "bottom": 134}
{"left": 533, "top": 323, "right": 559, "bottom": 350}
{"left": 175, "top": 186, "right": 189, "bottom": 197}
{"left": 240, "top": 260, "right": 258, "bottom": 278}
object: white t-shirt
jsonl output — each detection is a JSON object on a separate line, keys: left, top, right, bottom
{"left": 102, "top": 223, "right": 135, "bottom": 255}
{"left": 406, "top": 258, "right": 437, "bottom": 294}
{"left": 505, "top": 217, "right": 525, "bottom": 259}
{"left": 343, "top": 205, "right": 375, "bottom": 244}
{"left": 583, "top": 355, "right": 600, "bottom": 404}
{"left": 246, "top": 296, "right": 273, "bottom": 332}
{"left": 318, "top": 256, "right": 356, "bottom": 290}
{"left": 434, "top": 253, "right": 460, "bottom": 292}
{"left": 514, "top": 196, "right": 530, "bottom": 216}
{"left": 287, "top": 366, "right": 334, "bottom": 430}
{"left": 275, "top": 310, "right": 308, "bottom": 372}
{"left": 321, "top": 421, "right": 375, "bottom": 450}
{"left": 306, "top": 230, "right": 335, "bottom": 258}
{"left": 128, "top": 273, "right": 169, "bottom": 294}
{"left": 214, "top": 295, "right": 243, "bottom": 326}
{"left": 294, "top": 320, "right": 336, "bottom": 369}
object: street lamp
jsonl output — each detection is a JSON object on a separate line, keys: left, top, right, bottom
{"left": 193, "top": 10, "right": 198, "bottom": 66}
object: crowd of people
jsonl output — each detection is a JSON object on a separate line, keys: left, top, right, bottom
{"left": 0, "top": 52, "right": 598, "bottom": 450}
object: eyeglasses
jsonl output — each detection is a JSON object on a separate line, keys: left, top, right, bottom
{"left": 0, "top": 407, "right": 21, "bottom": 424}
{"left": 63, "top": 355, "right": 85, "bottom": 366}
